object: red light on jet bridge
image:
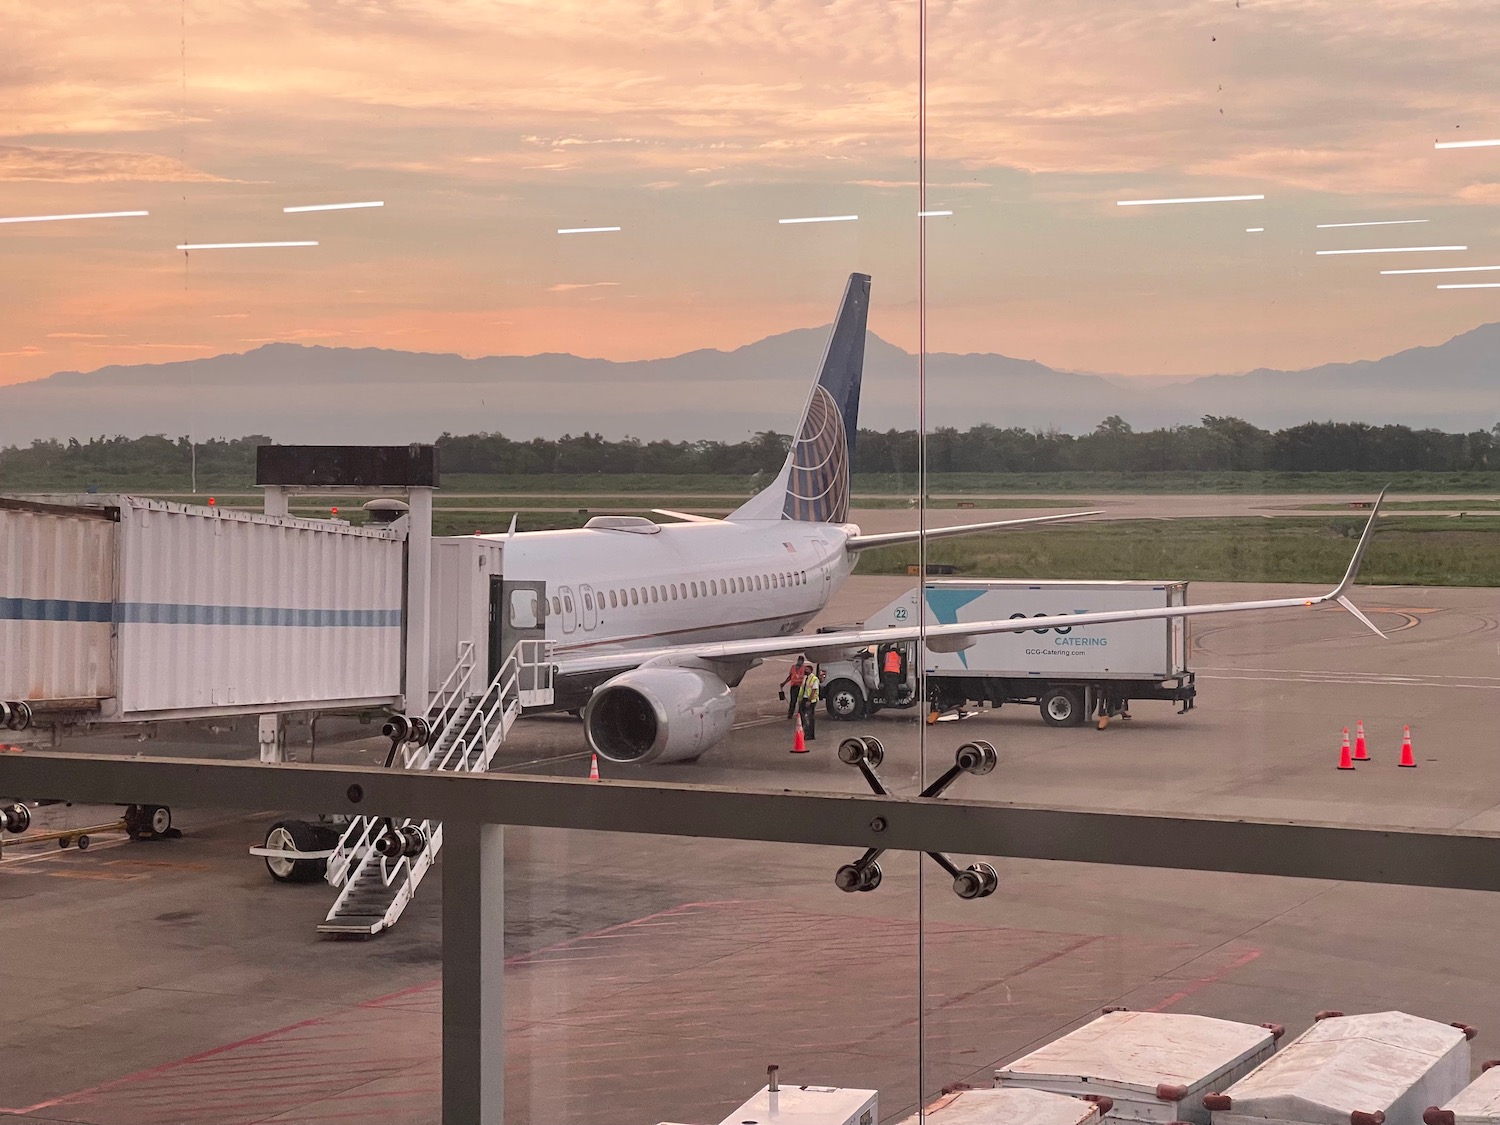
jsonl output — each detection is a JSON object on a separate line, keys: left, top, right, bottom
{"left": 208, "top": 497, "right": 216, "bottom": 506}
{"left": 331, "top": 506, "right": 339, "bottom": 516}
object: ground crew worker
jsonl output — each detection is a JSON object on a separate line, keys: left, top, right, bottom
{"left": 797, "top": 665, "right": 821, "bottom": 741}
{"left": 779, "top": 655, "right": 809, "bottom": 719}
{"left": 880, "top": 644, "right": 904, "bottom": 703}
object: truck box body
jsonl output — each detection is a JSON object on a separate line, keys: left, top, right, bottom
{"left": 871, "top": 580, "right": 1188, "bottom": 680}
{"left": 1211, "top": 1011, "right": 1470, "bottom": 1125}
{"left": 1, "top": 495, "right": 405, "bottom": 720}
{"left": 995, "top": 1010, "right": 1279, "bottom": 1124}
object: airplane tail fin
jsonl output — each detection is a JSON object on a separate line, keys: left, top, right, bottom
{"left": 730, "top": 272, "right": 870, "bottom": 523}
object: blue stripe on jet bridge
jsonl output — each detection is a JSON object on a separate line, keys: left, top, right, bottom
{"left": 0, "top": 598, "right": 400, "bottom": 627}
{"left": 0, "top": 597, "right": 113, "bottom": 622}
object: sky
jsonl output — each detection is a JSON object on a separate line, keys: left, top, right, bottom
{"left": 3, "top": 0, "right": 1500, "bottom": 393}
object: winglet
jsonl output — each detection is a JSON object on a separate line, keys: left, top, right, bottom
{"left": 1329, "top": 486, "right": 1387, "bottom": 600}
{"left": 506, "top": 512, "right": 518, "bottom": 541}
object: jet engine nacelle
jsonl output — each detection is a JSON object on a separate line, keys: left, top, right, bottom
{"left": 583, "top": 665, "right": 736, "bottom": 764}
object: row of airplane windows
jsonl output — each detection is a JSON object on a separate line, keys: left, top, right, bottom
{"left": 548, "top": 569, "right": 810, "bottom": 617}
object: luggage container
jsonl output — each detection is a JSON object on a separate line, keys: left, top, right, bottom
{"left": 1207, "top": 1011, "right": 1473, "bottom": 1125}
{"left": 1424, "top": 1062, "right": 1500, "bottom": 1125}
{"left": 895, "top": 1087, "right": 1107, "bottom": 1124}
{"left": 1, "top": 495, "right": 405, "bottom": 720}
{"left": 995, "top": 1009, "right": 1282, "bottom": 1124}
{"left": 715, "top": 1083, "right": 876, "bottom": 1125}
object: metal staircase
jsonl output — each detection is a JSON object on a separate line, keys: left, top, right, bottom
{"left": 317, "top": 639, "right": 554, "bottom": 938}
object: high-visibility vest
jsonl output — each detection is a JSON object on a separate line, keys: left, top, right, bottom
{"left": 787, "top": 664, "right": 808, "bottom": 687}
{"left": 883, "top": 649, "right": 902, "bottom": 675}
{"left": 799, "top": 674, "right": 820, "bottom": 704}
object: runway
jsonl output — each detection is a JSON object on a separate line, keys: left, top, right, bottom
{"left": 4, "top": 576, "right": 1500, "bottom": 1124}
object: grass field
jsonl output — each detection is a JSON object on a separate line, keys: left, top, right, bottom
{"left": 857, "top": 516, "right": 1500, "bottom": 586}
{"left": 16, "top": 468, "right": 1500, "bottom": 495}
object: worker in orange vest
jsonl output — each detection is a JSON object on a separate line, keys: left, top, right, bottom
{"left": 779, "top": 655, "right": 809, "bottom": 719}
{"left": 880, "top": 644, "right": 904, "bottom": 703}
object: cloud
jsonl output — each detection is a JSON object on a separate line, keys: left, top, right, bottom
{"left": 546, "top": 282, "right": 620, "bottom": 292}
{"left": 0, "top": 346, "right": 44, "bottom": 357}
{"left": 46, "top": 332, "right": 119, "bottom": 339}
{"left": 0, "top": 145, "right": 230, "bottom": 183}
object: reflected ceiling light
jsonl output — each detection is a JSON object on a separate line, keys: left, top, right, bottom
{"left": 1434, "top": 138, "right": 1500, "bottom": 149}
{"left": 1316, "top": 219, "right": 1428, "bottom": 228}
{"left": 919, "top": 210, "right": 953, "bottom": 217}
{"left": 557, "top": 226, "right": 621, "bottom": 234}
{"left": 283, "top": 201, "right": 384, "bottom": 213}
{"left": 1382, "top": 265, "right": 1500, "bottom": 274}
{"left": 1316, "top": 245, "right": 1466, "bottom": 255}
{"left": 1115, "top": 194, "right": 1264, "bottom": 206}
{"left": 1246, "top": 227, "right": 1265, "bottom": 232}
{"left": 176, "top": 241, "right": 319, "bottom": 249}
{"left": 0, "top": 210, "right": 149, "bottom": 224}
{"left": 779, "top": 215, "right": 859, "bottom": 224}
{"left": 1437, "top": 282, "right": 1500, "bottom": 289}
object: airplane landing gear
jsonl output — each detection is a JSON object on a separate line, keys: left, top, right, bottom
{"left": 832, "top": 738, "right": 1002, "bottom": 900}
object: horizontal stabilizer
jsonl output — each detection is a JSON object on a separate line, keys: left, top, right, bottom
{"left": 652, "top": 509, "right": 723, "bottom": 524}
{"left": 845, "top": 510, "right": 1102, "bottom": 552}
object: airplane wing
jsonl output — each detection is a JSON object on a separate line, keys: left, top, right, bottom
{"left": 845, "top": 509, "right": 1102, "bottom": 551}
{"left": 553, "top": 490, "right": 1387, "bottom": 678}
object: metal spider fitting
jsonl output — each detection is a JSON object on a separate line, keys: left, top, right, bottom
{"left": 833, "top": 736, "right": 1000, "bottom": 900}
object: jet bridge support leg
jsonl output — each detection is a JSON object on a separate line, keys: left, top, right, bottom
{"left": 442, "top": 819, "right": 504, "bottom": 1125}
{"left": 258, "top": 714, "right": 286, "bottom": 764}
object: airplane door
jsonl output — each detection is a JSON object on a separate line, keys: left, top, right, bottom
{"left": 559, "top": 586, "right": 577, "bottom": 634}
{"left": 492, "top": 576, "right": 547, "bottom": 684}
{"left": 579, "top": 583, "right": 598, "bottom": 631}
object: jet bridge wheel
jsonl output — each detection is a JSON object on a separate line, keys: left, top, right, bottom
{"left": 262, "top": 820, "right": 330, "bottom": 884}
{"left": 824, "top": 679, "right": 867, "bottom": 721}
{"left": 124, "top": 804, "right": 173, "bottom": 840}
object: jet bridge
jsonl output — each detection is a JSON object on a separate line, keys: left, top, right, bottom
{"left": 0, "top": 444, "right": 464, "bottom": 733}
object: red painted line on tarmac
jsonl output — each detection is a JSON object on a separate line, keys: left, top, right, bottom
{"left": 1146, "top": 948, "right": 1262, "bottom": 1012}
{"left": 3, "top": 900, "right": 744, "bottom": 1117}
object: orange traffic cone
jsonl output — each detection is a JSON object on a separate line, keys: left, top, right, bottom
{"left": 1398, "top": 725, "right": 1416, "bottom": 768}
{"left": 1353, "top": 720, "right": 1369, "bottom": 761}
{"left": 589, "top": 752, "right": 601, "bottom": 780}
{"left": 791, "top": 716, "right": 807, "bottom": 754}
{"left": 1337, "top": 727, "right": 1354, "bottom": 770}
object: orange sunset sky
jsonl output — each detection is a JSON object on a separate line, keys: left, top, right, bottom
{"left": 3, "top": 0, "right": 1500, "bottom": 390}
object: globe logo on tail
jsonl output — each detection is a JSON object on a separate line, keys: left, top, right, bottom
{"left": 781, "top": 384, "right": 850, "bottom": 524}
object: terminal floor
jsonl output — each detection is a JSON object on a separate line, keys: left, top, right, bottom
{"left": 4, "top": 578, "right": 1499, "bottom": 1123}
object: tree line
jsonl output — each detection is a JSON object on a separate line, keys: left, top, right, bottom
{"left": 3, "top": 417, "right": 1499, "bottom": 486}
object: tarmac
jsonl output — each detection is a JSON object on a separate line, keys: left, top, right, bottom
{"left": 4, "top": 575, "right": 1500, "bottom": 1124}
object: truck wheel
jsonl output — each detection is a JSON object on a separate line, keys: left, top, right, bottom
{"left": 824, "top": 680, "right": 867, "bottom": 721}
{"left": 1040, "top": 687, "right": 1085, "bottom": 727}
{"left": 262, "top": 820, "right": 329, "bottom": 884}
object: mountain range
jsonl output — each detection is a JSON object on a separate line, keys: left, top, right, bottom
{"left": 2, "top": 323, "right": 1497, "bottom": 445}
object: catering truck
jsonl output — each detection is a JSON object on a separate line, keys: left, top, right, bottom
{"left": 819, "top": 580, "right": 1196, "bottom": 728}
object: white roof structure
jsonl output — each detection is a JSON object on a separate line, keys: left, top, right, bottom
{"left": 996, "top": 1010, "right": 1279, "bottom": 1123}
{"left": 1212, "top": 1011, "right": 1471, "bottom": 1125}
{"left": 894, "top": 1087, "right": 1102, "bottom": 1125}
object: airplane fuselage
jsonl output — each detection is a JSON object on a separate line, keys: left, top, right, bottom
{"left": 487, "top": 518, "right": 862, "bottom": 661}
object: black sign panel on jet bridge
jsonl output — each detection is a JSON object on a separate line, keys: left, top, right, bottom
{"left": 255, "top": 444, "right": 439, "bottom": 488}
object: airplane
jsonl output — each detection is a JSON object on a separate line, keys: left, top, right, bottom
{"left": 485, "top": 272, "right": 1387, "bottom": 765}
